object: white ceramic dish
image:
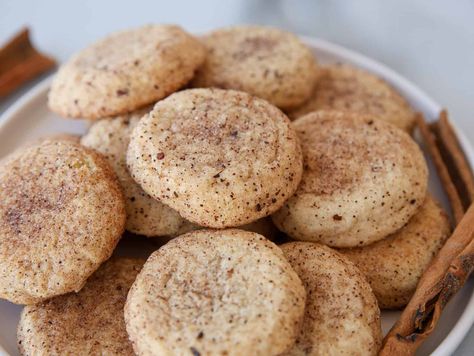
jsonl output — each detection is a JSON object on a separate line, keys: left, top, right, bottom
{"left": 0, "top": 36, "right": 473, "bottom": 356}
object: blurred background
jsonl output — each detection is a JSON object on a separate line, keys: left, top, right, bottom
{"left": 0, "top": 0, "right": 473, "bottom": 354}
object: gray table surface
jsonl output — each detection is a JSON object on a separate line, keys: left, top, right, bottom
{"left": 1, "top": 1, "right": 473, "bottom": 355}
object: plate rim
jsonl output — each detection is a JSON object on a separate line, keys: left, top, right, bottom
{"left": 0, "top": 35, "right": 473, "bottom": 356}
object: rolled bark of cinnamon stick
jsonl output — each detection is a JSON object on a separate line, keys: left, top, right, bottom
{"left": 415, "top": 113, "right": 464, "bottom": 224}
{"left": 380, "top": 112, "right": 474, "bottom": 355}
{"left": 380, "top": 204, "right": 474, "bottom": 355}
{"left": 431, "top": 110, "right": 474, "bottom": 211}
{"left": 0, "top": 28, "right": 56, "bottom": 98}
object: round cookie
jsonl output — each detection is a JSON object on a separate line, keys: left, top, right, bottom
{"left": 0, "top": 139, "right": 126, "bottom": 304}
{"left": 81, "top": 110, "right": 196, "bottom": 237}
{"left": 192, "top": 25, "right": 318, "bottom": 110}
{"left": 49, "top": 25, "right": 206, "bottom": 119}
{"left": 281, "top": 242, "right": 382, "bottom": 356}
{"left": 125, "top": 229, "right": 306, "bottom": 356}
{"left": 272, "top": 110, "right": 428, "bottom": 247}
{"left": 287, "top": 64, "right": 416, "bottom": 132}
{"left": 17, "top": 258, "right": 143, "bottom": 355}
{"left": 340, "top": 195, "right": 451, "bottom": 309}
{"left": 127, "top": 88, "right": 303, "bottom": 228}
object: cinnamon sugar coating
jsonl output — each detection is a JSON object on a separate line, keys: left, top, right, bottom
{"left": 341, "top": 196, "right": 451, "bottom": 309}
{"left": 125, "top": 229, "right": 306, "bottom": 355}
{"left": 49, "top": 25, "right": 206, "bottom": 119}
{"left": 272, "top": 110, "right": 428, "bottom": 247}
{"left": 288, "top": 64, "right": 416, "bottom": 132}
{"left": 18, "top": 258, "right": 143, "bottom": 355}
{"left": 192, "top": 25, "right": 318, "bottom": 110}
{"left": 281, "top": 242, "right": 382, "bottom": 356}
{"left": 81, "top": 109, "right": 196, "bottom": 237}
{"left": 127, "top": 88, "right": 303, "bottom": 228}
{"left": 0, "top": 139, "right": 126, "bottom": 304}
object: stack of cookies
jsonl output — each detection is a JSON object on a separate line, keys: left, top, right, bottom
{"left": 0, "top": 24, "right": 451, "bottom": 356}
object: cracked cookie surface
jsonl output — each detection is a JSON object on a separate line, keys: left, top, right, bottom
{"left": 272, "top": 110, "right": 428, "bottom": 247}
{"left": 192, "top": 25, "right": 318, "bottom": 110}
{"left": 18, "top": 258, "right": 143, "bottom": 355}
{"left": 0, "top": 139, "right": 126, "bottom": 304}
{"left": 127, "top": 88, "right": 303, "bottom": 228}
{"left": 281, "top": 242, "right": 382, "bottom": 356}
{"left": 287, "top": 64, "right": 416, "bottom": 132}
{"left": 49, "top": 25, "right": 206, "bottom": 119}
{"left": 125, "top": 229, "right": 306, "bottom": 356}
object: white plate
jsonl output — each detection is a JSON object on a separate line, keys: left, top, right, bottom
{"left": 0, "top": 36, "right": 473, "bottom": 356}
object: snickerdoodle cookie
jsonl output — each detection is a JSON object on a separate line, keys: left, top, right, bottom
{"left": 341, "top": 195, "right": 451, "bottom": 309}
{"left": 127, "top": 88, "right": 303, "bottom": 228}
{"left": 272, "top": 110, "right": 428, "bottom": 247}
{"left": 81, "top": 110, "right": 196, "bottom": 237}
{"left": 0, "top": 139, "right": 126, "bottom": 304}
{"left": 192, "top": 25, "right": 318, "bottom": 110}
{"left": 17, "top": 258, "right": 143, "bottom": 355}
{"left": 125, "top": 229, "right": 306, "bottom": 356}
{"left": 287, "top": 64, "right": 416, "bottom": 132}
{"left": 49, "top": 25, "right": 206, "bottom": 119}
{"left": 281, "top": 242, "right": 382, "bottom": 356}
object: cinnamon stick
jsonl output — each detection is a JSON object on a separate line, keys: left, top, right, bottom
{"left": 380, "top": 204, "right": 474, "bottom": 355}
{"left": 0, "top": 28, "right": 56, "bottom": 98}
{"left": 431, "top": 110, "right": 474, "bottom": 211}
{"left": 380, "top": 112, "right": 474, "bottom": 355}
{"left": 415, "top": 113, "right": 464, "bottom": 224}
